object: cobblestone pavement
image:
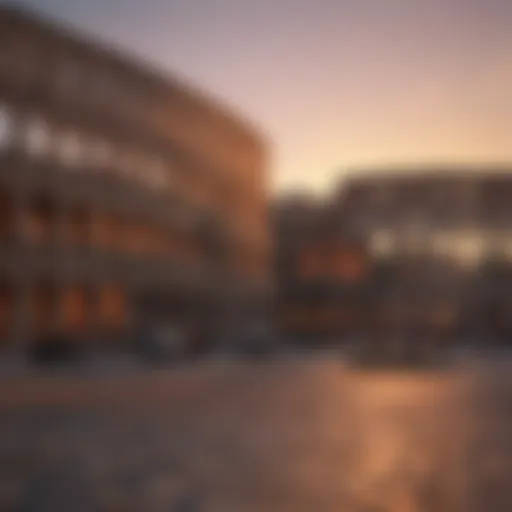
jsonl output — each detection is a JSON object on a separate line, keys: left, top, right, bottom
{"left": 0, "top": 356, "right": 511, "bottom": 511}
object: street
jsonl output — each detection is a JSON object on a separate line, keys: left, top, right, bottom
{"left": 0, "top": 355, "right": 511, "bottom": 511}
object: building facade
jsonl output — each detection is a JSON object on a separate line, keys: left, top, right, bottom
{"left": 0, "top": 6, "right": 271, "bottom": 354}
{"left": 273, "top": 195, "right": 371, "bottom": 343}
{"left": 275, "top": 168, "right": 512, "bottom": 347}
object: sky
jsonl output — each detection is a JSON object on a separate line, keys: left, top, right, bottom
{"left": 13, "top": 0, "right": 512, "bottom": 195}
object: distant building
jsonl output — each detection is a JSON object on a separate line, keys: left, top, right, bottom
{"left": 338, "top": 167, "right": 512, "bottom": 263}
{"left": 273, "top": 194, "right": 371, "bottom": 343}
{"left": 275, "top": 167, "right": 512, "bottom": 345}
{"left": 0, "top": 6, "right": 271, "bottom": 354}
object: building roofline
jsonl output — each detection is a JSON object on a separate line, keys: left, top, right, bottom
{"left": 1, "top": 4, "right": 265, "bottom": 148}
{"left": 340, "top": 162, "right": 512, "bottom": 185}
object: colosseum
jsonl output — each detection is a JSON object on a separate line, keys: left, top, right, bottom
{"left": 0, "top": 6, "right": 271, "bottom": 355}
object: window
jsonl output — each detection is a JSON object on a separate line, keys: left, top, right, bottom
{"left": 0, "top": 105, "right": 15, "bottom": 150}
{"left": 60, "top": 286, "right": 90, "bottom": 333}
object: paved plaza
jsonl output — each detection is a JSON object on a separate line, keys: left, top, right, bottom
{"left": 0, "top": 355, "right": 511, "bottom": 511}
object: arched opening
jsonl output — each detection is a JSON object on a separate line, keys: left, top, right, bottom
{"left": 26, "top": 196, "right": 56, "bottom": 243}
{"left": 59, "top": 285, "right": 91, "bottom": 335}
{"left": 97, "top": 285, "right": 128, "bottom": 336}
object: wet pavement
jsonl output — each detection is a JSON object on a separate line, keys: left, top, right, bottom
{"left": 0, "top": 355, "right": 511, "bottom": 511}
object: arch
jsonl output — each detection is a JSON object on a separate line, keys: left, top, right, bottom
{"left": 59, "top": 285, "right": 91, "bottom": 334}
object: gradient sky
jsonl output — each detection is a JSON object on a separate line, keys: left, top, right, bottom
{"left": 14, "top": 0, "right": 512, "bottom": 194}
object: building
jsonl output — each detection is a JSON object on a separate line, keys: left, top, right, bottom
{"left": 275, "top": 167, "right": 512, "bottom": 346}
{"left": 0, "top": 6, "right": 271, "bottom": 354}
{"left": 273, "top": 194, "right": 371, "bottom": 343}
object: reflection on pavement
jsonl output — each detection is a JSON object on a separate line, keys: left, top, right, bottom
{"left": 0, "top": 358, "right": 511, "bottom": 511}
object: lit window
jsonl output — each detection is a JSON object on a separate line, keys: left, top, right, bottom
{"left": 23, "top": 118, "right": 52, "bottom": 156}
{"left": 57, "top": 130, "right": 82, "bottom": 166}
{"left": 0, "top": 105, "right": 15, "bottom": 150}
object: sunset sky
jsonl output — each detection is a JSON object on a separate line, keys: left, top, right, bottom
{"left": 15, "top": 0, "right": 512, "bottom": 195}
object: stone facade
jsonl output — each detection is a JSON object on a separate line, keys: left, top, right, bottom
{"left": 0, "top": 6, "right": 270, "bottom": 353}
